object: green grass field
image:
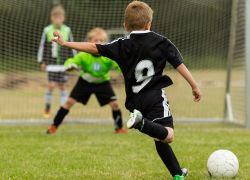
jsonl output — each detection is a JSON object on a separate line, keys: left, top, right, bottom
{"left": 0, "top": 124, "right": 249, "bottom": 180}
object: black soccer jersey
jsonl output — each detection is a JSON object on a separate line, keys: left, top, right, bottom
{"left": 96, "top": 30, "right": 184, "bottom": 110}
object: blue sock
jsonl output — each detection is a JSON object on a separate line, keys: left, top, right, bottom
{"left": 45, "top": 91, "right": 53, "bottom": 111}
{"left": 60, "top": 91, "right": 68, "bottom": 105}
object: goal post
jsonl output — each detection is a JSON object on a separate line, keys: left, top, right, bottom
{"left": 106, "top": 28, "right": 129, "bottom": 43}
{"left": 224, "top": 0, "right": 250, "bottom": 129}
{"left": 245, "top": 0, "right": 250, "bottom": 129}
{"left": 224, "top": 0, "right": 238, "bottom": 123}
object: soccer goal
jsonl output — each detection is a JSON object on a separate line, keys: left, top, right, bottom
{"left": 0, "top": 0, "right": 249, "bottom": 128}
{"left": 224, "top": 0, "right": 250, "bottom": 129}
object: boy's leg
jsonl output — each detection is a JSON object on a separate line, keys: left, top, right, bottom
{"left": 46, "top": 97, "right": 76, "bottom": 134}
{"left": 44, "top": 81, "right": 55, "bottom": 118}
{"left": 95, "top": 81, "right": 127, "bottom": 133}
{"left": 127, "top": 89, "right": 185, "bottom": 178}
{"left": 59, "top": 82, "right": 68, "bottom": 105}
{"left": 109, "top": 100, "right": 127, "bottom": 133}
{"left": 45, "top": 90, "right": 53, "bottom": 112}
{"left": 47, "top": 77, "right": 91, "bottom": 134}
{"left": 112, "top": 109, "right": 122, "bottom": 129}
{"left": 155, "top": 140, "right": 182, "bottom": 177}
{"left": 127, "top": 111, "right": 171, "bottom": 142}
{"left": 156, "top": 140, "right": 188, "bottom": 179}
{"left": 54, "top": 97, "right": 76, "bottom": 126}
{"left": 128, "top": 111, "right": 184, "bottom": 178}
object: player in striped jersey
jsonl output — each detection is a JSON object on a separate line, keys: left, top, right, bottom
{"left": 37, "top": 5, "right": 76, "bottom": 118}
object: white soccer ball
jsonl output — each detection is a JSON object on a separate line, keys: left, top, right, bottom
{"left": 207, "top": 150, "right": 239, "bottom": 178}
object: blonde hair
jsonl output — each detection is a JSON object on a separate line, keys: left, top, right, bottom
{"left": 51, "top": 5, "right": 65, "bottom": 17}
{"left": 124, "top": 1, "right": 153, "bottom": 31}
{"left": 87, "top": 28, "right": 107, "bottom": 41}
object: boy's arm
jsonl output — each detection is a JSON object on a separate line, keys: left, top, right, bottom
{"left": 176, "top": 63, "right": 202, "bottom": 102}
{"left": 52, "top": 30, "right": 100, "bottom": 56}
{"left": 111, "top": 60, "right": 122, "bottom": 73}
{"left": 165, "top": 39, "right": 202, "bottom": 101}
{"left": 37, "top": 30, "right": 47, "bottom": 71}
{"left": 64, "top": 53, "right": 82, "bottom": 66}
{"left": 64, "top": 53, "right": 83, "bottom": 72}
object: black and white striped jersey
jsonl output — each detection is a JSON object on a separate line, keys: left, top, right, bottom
{"left": 37, "top": 24, "right": 77, "bottom": 72}
{"left": 96, "top": 30, "right": 184, "bottom": 110}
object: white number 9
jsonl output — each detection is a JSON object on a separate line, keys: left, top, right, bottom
{"left": 132, "top": 60, "right": 155, "bottom": 93}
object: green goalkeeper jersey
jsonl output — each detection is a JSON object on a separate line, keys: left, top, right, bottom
{"left": 64, "top": 52, "right": 121, "bottom": 84}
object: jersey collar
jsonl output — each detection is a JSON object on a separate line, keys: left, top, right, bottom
{"left": 52, "top": 23, "right": 64, "bottom": 30}
{"left": 130, "top": 30, "right": 151, "bottom": 34}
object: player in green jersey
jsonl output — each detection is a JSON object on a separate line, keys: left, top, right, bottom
{"left": 47, "top": 28, "right": 127, "bottom": 134}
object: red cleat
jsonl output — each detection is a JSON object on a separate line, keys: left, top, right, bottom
{"left": 46, "top": 125, "right": 57, "bottom": 134}
{"left": 116, "top": 128, "right": 128, "bottom": 133}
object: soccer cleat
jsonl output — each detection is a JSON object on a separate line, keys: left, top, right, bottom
{"left": 46, "top": 125, "right": 57, "bottom": 134}
{"left": 173, "top": 167, "right": 188, "bottom": 180}
{"left": 173, "top": 175, "right": 185, "bottom": 180}
{"left": 181, "top": 167, "right": 188, "bottom": 177}
{"left": 116, "top": 128, "right": 128, "bottom": 133}
{"left": 43, "top": 110, "right": 50, "bottom": 119}
{"left": 126, "top": 109, "right": 143, "bottom": 129}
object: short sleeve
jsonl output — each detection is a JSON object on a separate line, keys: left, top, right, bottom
{"left": 166, "top": 40, "right": 184, "bottom": 69}
{"left": 111, "top": 60, "right": 122, "bottom": 73}
{"left": 37, "top": 29, "right": 46, "bottom": 63}
{"left": 96, "top": 40, "right": 120, "bottom": 62}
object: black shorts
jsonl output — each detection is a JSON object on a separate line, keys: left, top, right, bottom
{"left": 48, "top": 72, "right": 68, "bottom": 82}
{"left": 131, "top": 89, "right": 173, "bottom": 129}
{"left": 70, "top": 77, "right": 117, "bottom": 106}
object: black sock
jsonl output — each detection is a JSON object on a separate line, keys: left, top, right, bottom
{"left": 112, "top": 109, "right": 123, "bottom": 129}
{"left": 53, "top": 107, "right": 69, "bottom": 127}
{"left": 46, "top": 104, "right": 50, "bottom": 111}
{"left": 155, "top": 141, "right": 182, "bottom": 177}
{"left": 140, "top": 119, "right": 168, "bottom": 140}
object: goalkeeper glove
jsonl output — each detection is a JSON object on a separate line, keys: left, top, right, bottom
{"left": 64, "top": 64, "right": 78, "bottom": 72}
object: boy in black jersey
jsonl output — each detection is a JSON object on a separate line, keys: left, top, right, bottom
{"left": 50, "top": 1, "right": 202, "bottom": 179}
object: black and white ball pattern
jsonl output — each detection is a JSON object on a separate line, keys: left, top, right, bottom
{"left": 207, "top": 149, "right": 239, "bottom": 178}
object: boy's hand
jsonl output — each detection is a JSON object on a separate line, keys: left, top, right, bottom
{"left": 192, "top": 87, "right": 202, "bottom": 102}
{"left": 41, "top": 63, "right": 46, "bottom": 71}
{"left": 176, "top": 64, "right": 202, "bottom": 102}
{"left": 51, "top": 30, "right": 66, "bottom": 46}
{"left": 64, "top": 64, "right": 79, "bottom": 72}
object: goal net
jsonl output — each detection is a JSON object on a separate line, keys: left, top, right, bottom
{"left": 0, "top": 0, "right": 236, "bottom": 124}
{"left": 224, "top": 0, "right": 250, "bottom": 128}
